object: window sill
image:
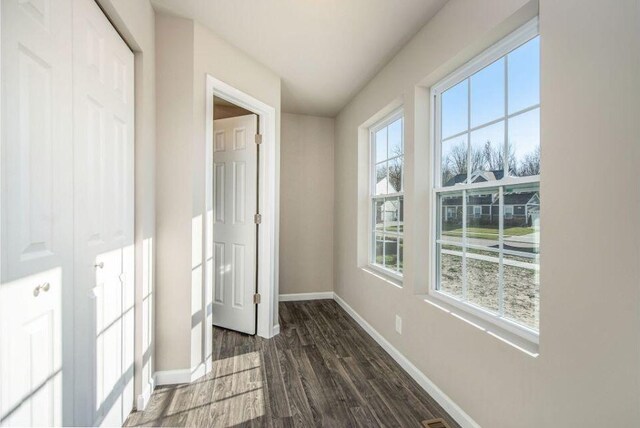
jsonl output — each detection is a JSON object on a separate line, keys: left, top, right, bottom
{"left": 362, "top": 265, "right": 403, "bottom": 288}
{"left": 421, "top": 290, "right": 539, "bottom": 357}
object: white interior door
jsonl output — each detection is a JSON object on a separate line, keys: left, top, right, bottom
{"left": 212, "top": 114, "right": 258, "bottom": 335}
{"left": 1, "top": 0, "right": 73, "bottom": 426}
{"left": 71, "top": 0, "right": 135, "bottom": 426}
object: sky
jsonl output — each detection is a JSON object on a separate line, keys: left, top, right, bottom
{"left": 441, "top": 36, "right": 540, "bottom": 174}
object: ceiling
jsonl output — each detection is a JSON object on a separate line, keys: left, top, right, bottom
{"left": 151, "top": 0, "right": 448, "bottom": 117}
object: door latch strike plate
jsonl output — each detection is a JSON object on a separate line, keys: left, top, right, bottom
{"left": 253, "top": 293, "right": 261, "bottom": 304}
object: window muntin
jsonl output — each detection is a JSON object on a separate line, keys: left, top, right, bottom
{"left": 371, "top": 112, "right": 404, "bottom": 277}
{"left": 432, "top": 22, "right": 540, "bottom": 338}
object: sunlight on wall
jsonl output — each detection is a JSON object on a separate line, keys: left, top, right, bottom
{"left": 141, "top": 237, "right": 154, "bottom": 388}
{"left": 191, "top": 215, "right": 204, "bottom": 366}
{"left": 205, "top": 208, "right": 214, "bottom": 362}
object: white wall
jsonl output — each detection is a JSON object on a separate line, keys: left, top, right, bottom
{"left": 280, "top": 114, "right": 335, "bottom": 294}
{"left": 95, "top": 0, "right": 157, "bottom": 408}
{"left": 155, "top": 13, "right": 281, "bottom": 374}
{"left": 333, "top": 0, "right": 640, "bottom": 426}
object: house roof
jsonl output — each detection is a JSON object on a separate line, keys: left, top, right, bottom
{"left": 441, "top": 195, "right": 493, "bottom": 206}
{"left": 443, "top": 169, "right": 505, "bottom": 187}
{"left": 376, "top": 177, "right": 399, "bottom": 194}
{"left": 492, "top": 192, "right": 538, "bottom": 206}
{"left": 441, "top": 191, "right": 539, "bottom": 207}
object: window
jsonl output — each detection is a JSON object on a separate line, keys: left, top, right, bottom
{"left": 504, "top": 205, "right": 514, "bottom": 219}
{"left": 370, "top": 110, "right": 404, "bottom": 279}
{"left": 432, "top": 19, "right": 540, "bottom": 340}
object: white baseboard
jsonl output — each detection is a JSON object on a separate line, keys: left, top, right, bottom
{"left": 272, "top": 324, "right": 280, "bottom": 335}
{"left": 155, "top": 368, "right": 191, "bottom": 385}
{"left": 136, "top": 376, "right": 155, "bottom": 411}
{"left": 279, "top": 292, "right": 334, "bottom": 301}
{"left": 333, "top": 293, "right": 480, "bottom": 428}
{"left": 155, "top": 361, "right": 209, "bottom": 386}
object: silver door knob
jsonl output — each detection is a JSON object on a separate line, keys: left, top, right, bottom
{"left": 33, "top": 282, "right": 50, "bottom": 297}
{"left": 94, "top": 262, "right": 104, "bottom": 269}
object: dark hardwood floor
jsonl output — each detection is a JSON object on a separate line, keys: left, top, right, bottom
{"left": 124, "top": 300, "right": 460, "bottom": 427}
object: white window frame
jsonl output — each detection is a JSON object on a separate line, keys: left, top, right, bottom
{"left": 429, "top": 18, "right": 540, "bottom": 344}
{"left": 369, "top": 108, "right": 404, "bottom": 282}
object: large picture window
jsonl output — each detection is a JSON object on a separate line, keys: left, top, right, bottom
{"left": 370, "top": 110, "right": 404, "bottom": 279}
{"left": 432, "top": 20, "right": 540, "bottom": 340}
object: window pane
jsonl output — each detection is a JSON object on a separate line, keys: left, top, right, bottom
{"left": 441, "top": 134, "right": 468, "bottom": 187}
{"left": 470, "top": 121, "right": 505, "bottom": 183}
{"left": 442, "top": 79, "right": 468, "bottom": 139}
{"left": 471, "top": 58, "right": 505, "bottom": 128}
{"left": 508, "top": 36, "right": 540, "bottom": 114}
{"left": 398, "top": 238, "right": 404, "bottom": 273}
{"left": 383, "top": 198, "right": 399, "bottom": 233}
{"left": 439, "top": 193, "right": 463, "bottom": 243}
{"left": 389, "top": 157, "right": 403, "bottom": 193}
{"left": 502, "top": 184, "right": 540, "bottom": 253}
{"left": 438, "top": 244, "right": 463, "bottom": 298}
{"left": 466, "top": 252, "right": 499, "bottom": 312}
{"left": 388, "top": 118, "right": 403, "bottom": 157}
{"left": 503, "top": 257, "right": 539, "bottom": 330}
{"left": 374, "top": 233, "right": 384, "bottom": 266}
{"left": 508, "top": 108, "right": 540, "bottom": 177}
{"left": 503, "top": 183, "right": 540, "bottom": 329}
{"left": 466, "top": 189, "right": 499, "bottom": 249}
{"left": 375, "top": 127, "right": 387, "bottom": 163}
{"left": 383, "top": 235, "right": 398, "bottom": 271}
{"left": 374, "top": 199, "right": 384, "bottom": 232}
{"left": 375, "top": 162, "right": 388, "bottom": 195}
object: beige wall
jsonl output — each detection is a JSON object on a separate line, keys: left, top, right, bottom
{"left": 280, "top": 114, "right": 335, "bottom": 294}
{"left": 96, "top": 0, "right": 157, "bottom": 406}
{"left": 155, "top": 13, "right": 281, "bottom": 373}
{"left": 333, "top": 0, "right": 640, "bottom": 426}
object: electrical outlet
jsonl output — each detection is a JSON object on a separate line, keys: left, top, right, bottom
{"left": 395, "top": 315, "right": 402, "bottom": 334}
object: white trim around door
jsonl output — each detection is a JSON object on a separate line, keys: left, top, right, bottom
{"left": 204, "top": 75, "right": 279, "bottom": 351}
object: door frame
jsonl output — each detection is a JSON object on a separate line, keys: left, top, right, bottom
{"left": 204, "top": 75, "right": 278, "bottom": 344}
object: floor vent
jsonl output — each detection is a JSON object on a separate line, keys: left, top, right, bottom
{"left": 422, "top": 418, "right": 451, "bottom": 428}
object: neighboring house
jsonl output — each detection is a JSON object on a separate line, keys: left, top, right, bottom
{"left": 443, "top": 169, "right": 505, "bottom": 187}
{"left": 496, "top": 192, "right": 540, "bottom": 227}
{"left": 441, "top": 189, "right": 539, "bottom": 227}
{"left": 376, "top": 177, "right": 402, "bottom": 223}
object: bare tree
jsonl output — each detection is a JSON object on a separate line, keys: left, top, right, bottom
{"left": 376, "top": 163, "right": 387, "bottom": 184}
{"left": 517, "top": 146, "right": 541, "bottom": 176}
{"left": 388, "top": 159, "right": 402, "bottom": 193}
{"left": 483, "top": 141, "right": 501, "bottom": 171}
{"left": 448, "top": 143, "right": 468, "bottom": 175}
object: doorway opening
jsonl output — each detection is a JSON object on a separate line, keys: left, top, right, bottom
{"left": 211, "top": 96, "right": 259, "bottom": 335}
{"left": 204, "top": 76, "right": 279, "bottom": 362}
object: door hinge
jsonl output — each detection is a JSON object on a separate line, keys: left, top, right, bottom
{"left": 254, "top": 213, "right": 262, "bottom": 224}
{"left": 253, "top": 293, "right": 261, "bottom": 304}
{"left": 255, "top": 134, "right": 263, "bottom": 145}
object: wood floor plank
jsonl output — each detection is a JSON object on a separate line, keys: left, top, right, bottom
{"left": 276, "top": 347, "right": 315, "bottom": 427}
{"left": 124, "top": 300, "right": 461, "bottom": 427}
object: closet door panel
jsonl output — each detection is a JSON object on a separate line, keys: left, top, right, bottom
{"left": 71, "top": 0, "right": 135, "bottom": 426}
{"left": 0, "top": 0, "right": 73, "bottom": 426}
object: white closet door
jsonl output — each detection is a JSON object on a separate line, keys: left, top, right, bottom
{"left": 212, "top": 115, "right": 258, "bottom": 335}
{"left": 71, "top": 0, "right": 135, "bottom": 426}
{"left": 0, "top": 0, "right": 73, "bottom": 426}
